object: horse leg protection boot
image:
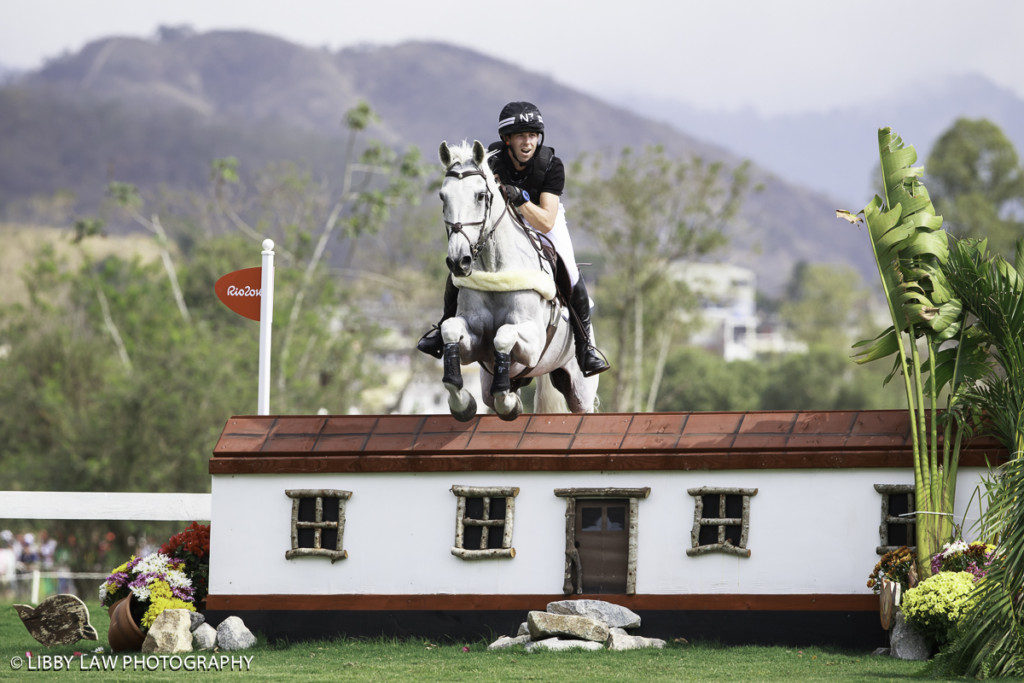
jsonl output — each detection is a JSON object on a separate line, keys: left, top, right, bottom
{"left": 417, "top": 276, "right": 459, "bottom": 358}
{"left": 491, "top": 351, "right": 512, "bottom": 396}
{"left": 442, "top": 342, "right": 463, "bottom": 390}
{"left": 569, "top": 276, "right": 610, "bottom": 377}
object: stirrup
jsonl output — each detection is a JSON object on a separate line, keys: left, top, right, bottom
{"left": 578, "top": 346, "right": 610, "bottom": 377}
{"left": 417, "top": 325, "right": 445, "bottom": 359}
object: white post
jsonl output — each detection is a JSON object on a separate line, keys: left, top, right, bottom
{"left": 30, "top": 569, "right": 40, "bottom": 605}
{"left": 258, "top": 239, "right": 275, "bottom": 415}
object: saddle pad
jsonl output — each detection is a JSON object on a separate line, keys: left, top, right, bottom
{"left": 452, "top": 269, "right": 556, "bottom": 301}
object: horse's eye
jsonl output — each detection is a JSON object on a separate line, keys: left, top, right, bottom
{"left": 476, "top": 191, "right": 486, "bottom": 202}
{"left": 438, "top": 191, "right": 445, "bottom": 201}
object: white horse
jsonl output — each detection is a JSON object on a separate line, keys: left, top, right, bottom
{"left": 437, "top": 140, "right": 599, "bottom": 421}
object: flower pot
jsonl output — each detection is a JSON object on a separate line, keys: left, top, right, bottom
{"left": 108, "top": 596, "right": 146, "bottom": 652}
{"left": 879, "top": 579, "right": 901, "bottom": 630}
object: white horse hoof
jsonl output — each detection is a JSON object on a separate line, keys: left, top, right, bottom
{"left": 494, "top": 392, "right": 522, "bottom": 421}
{"left": 450, "top": 394, "right": 477, "bottom": 422}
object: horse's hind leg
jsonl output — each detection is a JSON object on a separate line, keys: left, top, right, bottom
{"left": 441, "top": 317, "right": 476, "bottom": 421}
{"left": 561, "top": 363, "right": 600, "bottom": 414}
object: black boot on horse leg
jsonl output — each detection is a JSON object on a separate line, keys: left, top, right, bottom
{"left": 417, "top": 277, "right": 458, "bottom": 358}
{"left": 569, "top": 275, "right": 610, "bottom": 377}
{"left": 443, "top": 342, "right": 476, "bottom": 421}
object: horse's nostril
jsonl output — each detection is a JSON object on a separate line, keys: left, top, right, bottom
{"left": 459, "top": 256, "right": 472, "bottom": 270}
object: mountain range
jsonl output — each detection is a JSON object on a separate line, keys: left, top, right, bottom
{"left": 0, "top": 28, "right": 939, "bottom": 294}
{"left": 615, "top": 74, "right": 1024, "bottom": 206}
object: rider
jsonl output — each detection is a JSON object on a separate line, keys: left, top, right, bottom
{"left": 417, "top": 101, "right": 609, "bottom": 377}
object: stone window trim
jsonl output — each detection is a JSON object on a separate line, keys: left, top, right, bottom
{"left": 687, "top": 486, "right": 757, "bottom": 558}
{"left": 285, "top": 489, "right": 351, "bottom": 563}
{"left": 555, "top": 487, "right": 651, "bottom": 595}
{"left": 875, "top": 483, "right": 917, "bottom": 555}
{"left": 451, "top": 485, "right": 518, "bottom": 560}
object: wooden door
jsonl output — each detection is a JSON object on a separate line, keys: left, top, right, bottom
{"left": 574, "top": 499, "right": 628, "bottom": 594}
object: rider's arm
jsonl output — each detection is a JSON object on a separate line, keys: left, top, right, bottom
{"left": 518, "top": 192, "right": 559, "bottom": 233}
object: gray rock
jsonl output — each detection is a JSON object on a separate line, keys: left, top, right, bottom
{"left": 13, "top": 594, "right": 98, "bottom": 646}
{"left": 189, "top": 611, "right": 206, "bottom": 632}
{"left": 872, "top": 647, "right": 891, "bottom": 656}
{"left": 192, "top": 623, "right": 217, "bottom": 650}
{"left": 606, "top": 631, "right": 666, "bottom": 651}
{"left": 216, "top": 616, "right": 256, "bottom": 651}
{"left": 890, "top": 611, "right": 929, "bottom": 661}
{"left": 609, "top": 627, "right": 628, "bottom": 636}
{"left": 546, "top": 599, "right": 641, "bottom": 629}
{"left": 525, "top": 637, "right": 604, "bottom": 653}
{"left": 517, "top": 621, "right": 530, "bottom": 637}
{"left": 142, "top": 610, "right": 193, "bottom": 654}
{"left": 488, "top": 634, "right": 531, "bottom": 650}
{"left": 527, "top": 610, "right": 609, "bottom": 643}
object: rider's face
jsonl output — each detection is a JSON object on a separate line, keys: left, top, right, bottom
{"left": 506, "top": 132, "right": 539, "bottom": 165}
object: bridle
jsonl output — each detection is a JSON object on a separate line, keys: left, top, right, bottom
{"left": 442, "top": 164, "right": 508, "bottom": 260}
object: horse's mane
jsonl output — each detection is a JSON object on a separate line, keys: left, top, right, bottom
{"left": 445, "top": 141, "right": 499, "bottom": 188}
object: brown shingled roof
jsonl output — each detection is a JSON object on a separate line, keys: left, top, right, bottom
{"left": 209, "top": 410, "right": 1005, "bottom": 474}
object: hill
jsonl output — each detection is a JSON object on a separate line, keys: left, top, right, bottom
{"left": 616, "top": 74, "right": 1024, "bottom": 205}
{"left": 1, "top": 29, "right": 875, "bottom": 294}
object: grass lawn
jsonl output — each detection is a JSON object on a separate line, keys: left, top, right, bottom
{"left": 1, "top": 600, "right": 933, "bottom": 680}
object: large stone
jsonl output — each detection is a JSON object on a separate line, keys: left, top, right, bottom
{"left": 545, "top": 599, "right": 641, "bottom": 629}
{"left": 13, "top": 594, "right": 98, "bottom": 646}
{"left": 189, "top": 611, "right": 206, "bottom": 632}
{"left": 890, "top": 611, "right": 929, "bottom": 661}
{"left": 527, "top": 610, "right": 609, "bottom": 643}
{"left": 142, "top": 610, "right": 193, "bottom": 654}
{"left": 488, "top": 634, "right": 531, "bottom": 650}
{"left": 216, "top": 616, "right": 256, "bottom": 651}
{"left": 517, "top": 621, "right": 530, "bottom": 637}
{"left": 606, "top": 631, "right": 666, "bottom": 651}
{"left": 192, "top": 623, "right": 217, "bottom": 650}
{"left": 525, "top": 637, "right": 604, "bottom": 653}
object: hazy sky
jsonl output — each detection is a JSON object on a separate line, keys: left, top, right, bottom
{"left": 2, "top": 0, "right": 1022, "bottom": 115}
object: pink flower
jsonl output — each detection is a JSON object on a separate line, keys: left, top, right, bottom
{"left": 462, "top": 646, "right": 470, "bottom": 652}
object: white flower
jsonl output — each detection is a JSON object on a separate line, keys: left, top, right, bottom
{"left": 941, "top": 539, "right": 969, "bottom": 558}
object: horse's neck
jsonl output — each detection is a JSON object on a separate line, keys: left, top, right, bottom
{"left": 478, "top": 211, "right": 540, "bottom": 274}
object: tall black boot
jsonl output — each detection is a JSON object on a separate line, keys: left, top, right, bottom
{"left": 417, "top": 276, "right": 458, "bottom": 358}
{"left": 569, "top": 275, "right": 610, "bottom": 377}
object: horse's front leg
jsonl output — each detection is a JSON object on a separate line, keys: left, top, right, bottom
{"left": 441, "top": 316, "right": 477, "bottom": 422}
{"left": 491, "top": 322, "right": 544, "bottom": 421}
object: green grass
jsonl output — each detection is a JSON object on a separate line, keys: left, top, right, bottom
{"left": 1, "top": 600, "right": 934, "bottom": 680}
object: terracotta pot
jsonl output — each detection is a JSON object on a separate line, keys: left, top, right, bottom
{"left": 879, "top": 579, "right": 901, "bottom": 630}
{"left": 108, "top": 596, "right": 146, "bottom": 652}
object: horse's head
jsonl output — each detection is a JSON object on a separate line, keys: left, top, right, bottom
{"left": 438, "top": 140, "right": 498, "bottom": 278}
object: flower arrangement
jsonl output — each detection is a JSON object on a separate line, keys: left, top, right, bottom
{"left": 867, "top": 546, "right": 917, "bottom": 593}
{"left": 901, "top": 571, "right": 977, "bottom": 645}
{"left": 99, "top": 553, "right": 195, "bottom": 631}
{"left": 931, "top": 539, "right": 996, "bottom": 579}
{"left": 159, "top": 522, "right": 210, "bottom": 605}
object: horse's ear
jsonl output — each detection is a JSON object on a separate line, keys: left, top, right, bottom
{"left": 472, "top": 140, "right": 486, "bottom": 166}
{"left": 439, "top": 141, "right": 452, "bottom": 168}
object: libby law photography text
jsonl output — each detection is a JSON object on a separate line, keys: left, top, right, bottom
{"left": 12, "top": 653, "right": 254, "bottom": 672}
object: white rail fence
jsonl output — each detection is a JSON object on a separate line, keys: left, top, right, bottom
{"left": 1, "top": 491, "right": 210, "bottom": 604}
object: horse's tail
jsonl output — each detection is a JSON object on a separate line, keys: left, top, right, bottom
{"left": 534, "top": 372, "right": 569, "bottom": 413}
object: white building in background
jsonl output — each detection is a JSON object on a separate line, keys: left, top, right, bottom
{"left": 670, "top": 262, "right": 805, "bottom": 361}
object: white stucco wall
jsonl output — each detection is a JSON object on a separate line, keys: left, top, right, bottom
{"left": 209, "top": 468, "right": 987, "bottom": 596}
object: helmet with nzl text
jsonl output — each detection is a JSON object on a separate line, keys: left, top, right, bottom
{"left": 497, "top": 101, "right": 544, "bottom": 138}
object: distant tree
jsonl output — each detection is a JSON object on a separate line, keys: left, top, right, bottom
{"left": 779, "top": 261, "right": 874, "bottom": 349}
{"left": 570, "top": 147, "right": 752, "bottom": 412}
{"left": 927, "top": 118, "right": 1024, "bottom": 257}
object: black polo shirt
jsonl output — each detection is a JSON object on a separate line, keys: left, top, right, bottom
{"left": 487, "top": 143, "right": 565, "bottom": 205}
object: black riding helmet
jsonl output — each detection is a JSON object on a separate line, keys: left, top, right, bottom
{"left": 498, "top": 101, "right": 544, "bottom": 143}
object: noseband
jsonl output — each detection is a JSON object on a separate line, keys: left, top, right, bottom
{"left": 443, "top": 165, "right": 508, "bottom": 259}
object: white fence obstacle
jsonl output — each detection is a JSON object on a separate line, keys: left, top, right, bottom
{"left": 1, "top": 491, "right": 210, "bottom": 604}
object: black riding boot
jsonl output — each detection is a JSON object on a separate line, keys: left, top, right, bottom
{"left": 569, "top": 275, "right": 610, "bottom": 377}
{"left": 417, "top": 276, "right": 459, "bottom": 358}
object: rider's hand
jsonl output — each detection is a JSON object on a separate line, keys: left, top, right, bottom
{"left": 501, "top": 184, "right": 529, "bottom": 207}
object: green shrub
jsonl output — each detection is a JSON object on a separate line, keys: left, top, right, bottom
{"left": 901, "top": 571, "right": 977, "bottom": 645}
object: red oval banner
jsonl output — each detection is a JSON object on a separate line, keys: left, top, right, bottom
{"left": 215, "top": 267, "right": 262, "bottom": 321}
